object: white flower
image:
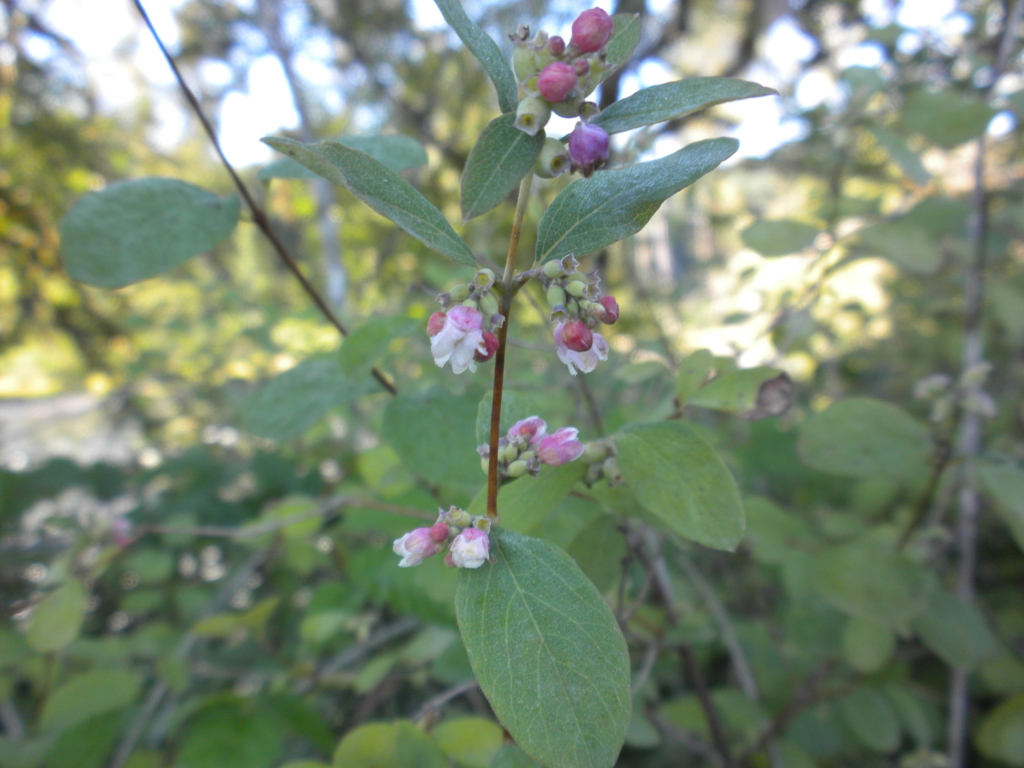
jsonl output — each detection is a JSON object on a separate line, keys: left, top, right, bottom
{"left": 449, "top": 528, "right": 490, "bottom": 569}
{"left": 430, "top": 305, "right": 486, "bottom": 374}
{"left": 393, "top": 528, "right": 440, "bottom": 567}
{"left": 554, "top": 323, "right": 609, "bottom": 375}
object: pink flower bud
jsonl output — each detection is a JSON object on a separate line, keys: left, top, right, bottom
{"left": 537, "top": 61, "right": 578, "bottom": 103}
{"left": 429, "top": 521, "right": 450, "bottom": 543}
{"left": 568, "top": 121, "right": 610, "bottom": 178}
{"left": 449, "top": 528, "right": 490, "bottom": 569}
{"left": 536, "top": 427, "right": 585, "bottom": 466}
{"left": 474, "top": 330, "right": 500, "bottom": 362}
{"left": 571, "top": 8, "right": 613, "bottom": 53}
{"left": 559, "top": 320, "right": 594, "bottom": 353}
{"left": 393, "top": 528, "right": 440, "bottom": 567}
{"left": 573, "top": 58, "right": 590, "bottom": 77}
{"left": 509, "top": 416, "right": 547, "bottom": 441}
{"left": 548, "top": 35, "right": 565, "bottom": 56}
{"left": 598, "top": 295, "right": 619, "bottom": 324}
{"left": 427, "top": 311, "right": 446, "bottom": 337}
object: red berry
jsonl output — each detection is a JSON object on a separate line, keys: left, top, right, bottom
{"left": 427, "top": 311, "right": 446, "bottom": 337}
{"left": 537, "top": 62, "right": 577, "bottom": 103}
{"left": 560, "top": 320, "right": 594, "bottom": 352}
{"left": 475, "top": 330, "right": 500, "bottom": 362}
{"left": 598, "top": 295, "right": 619, "bottom": 324}
{"left": 571, "top": 8, "right": 613, "bottom": 53}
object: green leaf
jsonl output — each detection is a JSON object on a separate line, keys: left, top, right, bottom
{"left": 675, "top": 349, "right": 713, "bottom": 402}
{"left": 432, "top": 718, "right": 504, "bottom": 768}
{"left": 46, "top": 710, "right": 127, "bottom": 768}
{"left": 978, "top": 461, "right": 1024, "bottom": 553}
{"left": 467, "top": 463, "right": 586, "bottom": 534}
{"left": 600, "top": 15, "right": 643, "bottom": 86}
{"left": 743, "top": 496, "right": 812, "bottom": 566}
{"left": 740, "top": 220, "right": 819, "bottom": 256}
{"left": 687, "top": 367, "right": 790, "bottom": 417}
{"left": 841, "top": 617, "right": 895, "bottom": 673}
{"left": 913, "top": 591, "right": 997, "bottom": 671}
{"left": 882, "top": 683, "right": 934, "bottom": 748}
{"left": 461, "top": 114, "right": 545, "bottom": 221}
{"left": 26, "top": 580, "right": 86, "bottom": 653}
{"left": 178, "top": 701, "right": 283, "bottom": 768}
{"left": 592, "top": 77, "right": 775, "bottom": 135}
{"left": 855, "top": 220, "right": 940, "bottom": 274}
{"left": 869, "top": 126, "right": 931, "bottom": 186}
{"left": 487, "top": 745, "right": 541, "bottom": 768}
{"left": 535, "top": 138, "right": 737, "bottom": 263}
{"left": 383, "top": 388, "right": 482, "bottom": 488}
{"left": 838, "top": 687, "right": 900, "bottom": 753}
{"left": 455, "top": 529, "right": 631, "bottom": 768}
{"left": 475, "top": 390, "right": 539, "bottom": 447}
{"left": 339, "top": 316, "right": 419, "bottom": 378}
{"left": 902, "top": 89, "right": 996, "bottom": 149}
{"left": 263, "top": 137, "right": 477, "bottom": 267}
{"left": 565, "top": 514, "right": 627, "bottom": 593}
{"left": 432, "top": 0, "right": 517, "bottom": 114}
{"left": 40, "top": 668, "right": 139, "bottom": 735}
{"left": 61, "top": 178, "right": 239, "bottom": 289}
{"left": 797, "top": 397, "right": 932, "bottom": 481}
{"left": 814, "top": 539, "right": 932, "bottom": 627}
{"left": 260, "top": 135, "right": 428, "bottom": 180}
{"left": 241, "top": 355, "right": 377, "bottom": 441}
{"left": 615, "top": 422, "right": 744, "bottom": 551}
{"left": 975, "top": 694, "right": 1024, "bottom": 766}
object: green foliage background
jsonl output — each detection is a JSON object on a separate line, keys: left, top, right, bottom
{"left": 3, "top": 1, "right": 1024, "bottom": 768}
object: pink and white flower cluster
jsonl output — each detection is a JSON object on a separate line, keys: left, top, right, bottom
{"left": 478, "top": 415, "right": 585, "bottom": 480}
{"left": 540, "top": 254, "right": 619, "bottom": 375}
{"left": 428, "top": 269, "right": 503, "bottom": 374}
{"left": 393, "top": 506, "right": 491, "bottom": 570}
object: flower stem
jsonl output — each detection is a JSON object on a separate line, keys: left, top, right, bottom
{"left": 486, "top": 172, "right": 534, "bottom": 519}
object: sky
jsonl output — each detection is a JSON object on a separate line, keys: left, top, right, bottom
{"left": 24, "top": 0, "right": 1002, "bottom": 168}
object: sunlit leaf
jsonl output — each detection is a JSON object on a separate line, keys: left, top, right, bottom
{"left": 263, "top": 137, "right": 477, "bottom": 267}
{"left": 26, "top": 580, "right": 86, "bottom": 653}
{"left": 61, "top": 178, "right": 239, "bottom": 289}
{"left": 536, "top": 138, "right": 737, "bottom": 263}
{"left": 593, "top": 77, "right": 775, "bottom": 135}
{"left": 740, "top": 219, "right": 819, "bottom": 256}
{"left": 902, "top": 89, "right": 996, "bottom": 148}
{"left": 455, "top": 529, "right": 631, "bottom": 768}
{"left": 615, "top": 422, "right": 744, "bottom": 551}
{"left": 240, "top": 355, "right": 377, "bottom": 441}
{"left": 461, "top": 114, "right": 545, "bottom": 221}
{"left": 433, "top": 0, "right": 518, "bottom": 113}
{"left": 869, "top": 126, "right": 930, "bottom": 186}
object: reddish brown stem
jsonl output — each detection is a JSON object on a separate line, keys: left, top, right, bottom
{"left": 486, "top": 173, "right": 534, "bottom": 519}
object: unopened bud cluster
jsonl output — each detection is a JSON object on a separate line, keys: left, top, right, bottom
{"left": 510, "top": 8, "right": 613, "bottom": 178}
{"left": 540, "top": 254, "right": 618, "bottom": 375}
{"left": 578, "top": 439, "right": 624, "bottom": 486}
{"left": 393, "top": 506, "right": 492, "bottom": 569}
{"left": 478, "top": 416, "right": 585, "bottom": 480}
{"left": 428, "top": 269, "right": 503, "bottom": 373}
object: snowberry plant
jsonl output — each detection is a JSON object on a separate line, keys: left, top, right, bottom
{"left": 59, "top": 3, "right": 775, "bottom": 767}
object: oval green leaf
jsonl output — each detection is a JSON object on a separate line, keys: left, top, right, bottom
{"left": 978, "top": 461, "right": 1024, "bottom": 553}
{"left": 61, "top": 178, "right": 240, "bottom": 289}
{"left": 40, "top": 668, "right": 139, "bottom": 735}
{"left": 26, "top": 579, "right": 86, "bottom": 653}
{"left": 338, "top": 316, "right": 419, "bottom": 378}
{"left": 262, "top": 137, "right": 477, "bottom": 267}
{"left": 838, "top": 687, "right": 900, "bottom": 753}
{"left": 535, "top": 138, "right": 737, "bottom": 263}
{"left": 260, "top": 134, "right": 428, "bottom": 180}
{"left": 902, "top": 89, "right": 996, "bottom": 149}
{"left": 455, "top": 529, "right": 631, "bottom": 768}
{"left": 600, "top": 14, "right": 642, "bottom": 85}
{"left": 433, "top": 0, "right": 518, "bottom": 114}
{"left": 740, "top": 219, "right": 819, "bottom": 256}
{"left": 615, "top": 422, "right": 745, "bottom": 551}
{"left": 798, "top": 396, "right": 932, "bottom": 481}
{"left": 461, "top": 114, "right": 545, "bottom": 221}
{"left": 592, "top": 77, "right": 775, "bottom": 135}
{"left": 913, "top": 591, "right": 997, "bottom": 671}
{"left": 240, "top": 354, "right": 377, "bottom": 441}
{"left": 975, "top": 694, "right": 1024, "bottom": 766}
{"left": 675, "top": 349, "right": 713, "bottom": 402}
{"left": 383, "top": 388, "right": 482, "bottom": 488}
{"left": 814, "top": 539, "right": 932, "bottom": 627}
